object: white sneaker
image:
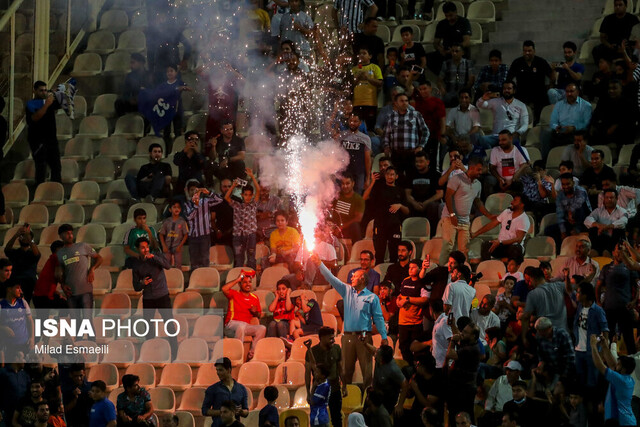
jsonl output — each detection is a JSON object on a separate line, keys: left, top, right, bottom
{"left": 389, "top": 16, "right": 396, "bottom": 21}
{"left": 376, "top": 16, "right": 383, "bottom": 21}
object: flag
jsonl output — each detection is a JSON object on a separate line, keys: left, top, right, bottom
{"left": 137, "top": 83, "right": 180, "bottom": 136}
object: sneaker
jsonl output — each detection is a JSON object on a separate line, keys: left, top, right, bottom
{"left": 376, "top": 16, "right": 383, "bottom": 21}
{"left": 388, "top": 16, "right": 396, "bottom": 21}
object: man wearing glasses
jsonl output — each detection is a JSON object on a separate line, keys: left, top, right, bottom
{"left": 173, "top": 131, "right": 206, "bottom": 195}
{"left": 346, "top": 250, "right": 380, "bottom": 293}
{"left": 476, "top": 81, "right": 529, "bottom": 149}
{"left": 470, "top": 192, "right": 530, "bottom": 262}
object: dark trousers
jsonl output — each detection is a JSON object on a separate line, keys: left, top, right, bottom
{"left": 480, "top": 242, "right": 523, "bottom": 261}
{"left": 190, "top": 235, "right": 212, "bottom": 270}
{"left": 374, "top": 0, "right": 397, "bottom": 17}
{"left": 32, "top": 294, "right": 68, "bottom": 309}
{"left": 398, "top": 324, "right": 423, "bottom": 366}
{"left": 328, "top": 386, "right": 343, "bottom": 427}
{"left": 373, "top": 222, "right": 401, "bottom": 265}
{"left": 142, "top": 294, "right": 178, "bottom": 358}
{"left": 390, "top": 149, "right": 416, "bottom": 178}
{"left": 588, "top": 228, "right": 625, "bottom": 255}
{"left": 114, "top": 98, "right": 138, "bottom": 117}
{"left": 163, "top": 113, "right": 183, "bottom": 154}
{"left": 124, "top": 172, "right": 168, "bottom": 199}
{"left": 446, "top": 382, "right": 476, "bottom": 427}
{"left": 354, "top": 106, "right": 377, "bottom": 133}
{"left": 606, "top": 308, "right": 637, "bottom": 354}
{"left": 30, "top": 141, "right": 61, "bottom": 184}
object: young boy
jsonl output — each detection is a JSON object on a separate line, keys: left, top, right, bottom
{"left": 267, "top": 279, "right": 295, "bottom": 338}
{"left": 158, "top": 64, "right": 192, "bottom": 149}
{"left": 310, "top": 364, "right": 331, "bottom": 427}
{"left": 399, "top": 27, "right": 426, "bottom": 74}
{"left": 89, "top": 380, "right": 116, "bottom": 427}
{"left": 225, "top": 168, "right": 260, "bottom": 269}
{"left": 259, "top": 386, "right": 279, "bottom": 427}
{"left": 220, "top": 400, "right": 244, "bottom": 427}
{"left": 160, "top": 200, "right": 189, "bottom": 268}
{"left": 32, "top": 240, "right": 66, "bottom": 309}
{"left": 123, "top": 208, "right": 160, "bottom": 269}
{"left": 568, "top": 390, "right": 587, "bottom": 427}
{"left": 288, "top": 294, "right": 323, "bottom": 341}
{"left": 505, "top": 257, "right": 524, "bottom": 282}
{"left": 184, "top": 180, "right": 223, "bottom": 269}
{"left": 352, "top": 47, "right": 383, "bottom": 131}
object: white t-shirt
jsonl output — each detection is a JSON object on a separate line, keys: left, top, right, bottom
{"left": 576, "top": 306, "right": 590, "bottom": 352}
{"left": 470, "top": 309, "right": 501, "bottom": 345}
{"left": 497, "top": 210, "right": 530, "bottom": 248}
{"left": 490, "top": 146, "right": 529, "bottom": 179}
{"left": 432, "top": 312, "right": 452, "bottom": 368}
{"left": 443, "top": 279, "right": 476, "bottom": 320}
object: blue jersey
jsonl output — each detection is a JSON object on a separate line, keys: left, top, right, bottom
{"left": 0, "top": 298, "right": 31, "bottom": 345}
{"left": 310, "top": 381, "right": 330, "bottom": 426}
{"left": 90, "top": 398, "right": 116, "bottom": 427}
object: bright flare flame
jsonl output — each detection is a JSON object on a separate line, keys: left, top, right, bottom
{"left": 298, "top": 199, "right": 318, "bottom": 252}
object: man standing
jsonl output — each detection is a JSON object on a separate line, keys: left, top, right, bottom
{"left": 545, "top": 174, "right": 592, "bottom": 251}
{"left": 353, "top": 18, "right": 385, "bottom": 66}
{"left": 184, "top": 182, "right": 223, "bottom": 269}
{"left": 548, "top": 41, "right": 585, "bottom": 104}
{"left": 56, "top": 224, "right": 102, "bottom": 310}
{"left": 486, "top": 130, "right": 530, "bottom": 195}
{"left": 26, "top": 81, "right": 61, "bottom": 184}
{"left": 383, "top": 93, "right": 430, "bottom": 176}
{"left": 442, "top": 265, "right": 475, "bottom": 320}
{"left": 222, "top": 274, "right": 267, "bottom": 360}
{"left": 412, "top": 81, "right": 446, "bottom": 165}
{"left": 208, "top": 120, "right": 246, "bottom": 183}
{"left": 114, "top": 53, "right": 148, "bottom": 116}
{"left": 396, "top": 259, "right": 428, "bottom": 364}
{"left": 332, "top": 0, "right": 378, "bottom": 35}
{"left": 0, "top": 282, "right": 34, "bottom": 359}
{"left": 542, "top": 83, "right": 592, "bottom": 158}
{"left": 560, "top": 131, "right": 593, "bottom": 177}
{"left": 520, "top": 267, "right": 568, "bottom": 333}
{"left": 476, "top": 81, "right": 529, "bottom": 149}
{"left": 446, "top": 322, "right": 481, "bottom": 425}
{"left": 202, "top": 357, "right": 249, "bottom": 427}
{"left": 506, "top": 40, "right": 555, "bottom": 122}
{"left": 585, "top": 189, "right": 628, "bottom": 254}
{"left": 471, "top": 193, "right": 530, "bottom": 261}
{"left": 404, "top": 151, "right": 443, "bottom": 237}
{"left": 440, "top": 157, "right": 493, "bottom": 265}
{"left": 337, "top": 114, "right": 372, "bottom": 194}
{"left": 382, "top": 241, "right": 413, "bottom": 290}
{"left": 469, "top": 294, "right": 500, "bottom": 346}
{"left": 173, "top": 131, "right": 206, "bottom": 196}
{"left": 421, "top": 250, "right": 466, "bottom": 305}
{"left": 63, "top": 364, "right": 93, "bottom": 427}
{"left": 4, "top": 225, "right": 40, "bottom": 302}
{"left": 89, "top": 381, "right": 117, "bottom": 427}
{"left": 347, "top": 250, "right": 380, "bottom": 293}
{"left": 125, "top": 143, "right": 172, "bottom": 202}
{"left": 438, "top": 43, "right": 475, "bottom": 108}
{"left": 312, "top": 253, "right": 388, "bottom": 389}
{"left": 332, "top": 174, "right": 365, "bottom": 242}
{"left": 427, "top": 1, "right": 472, "bottom": 76}
{"left": 592, "top": 0, "right": 639, "bottom": 63}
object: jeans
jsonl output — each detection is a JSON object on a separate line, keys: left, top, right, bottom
{"left": 575, "top": 350, "right": 598, "bottom": 388}
{"left": 124, "top": 172, "right": 168, "bottom": 199}
{"left": 224, "top": 320, "right": 267, "bottom": 351}
{"left": 373, "top": 222, "right": 401, "bottom": 265}
{"left": 439, "top": 217, "right": 470, "bottom": 265}
{"left": 398, "top": 324, "right": 423, "bottom": 366}
{"left": 606, "top": 308, "right": 636, "bottom": 354}
{"left": 68, "top": 292, "right": 93, "bottom": 322}
{"left": 480, "top": 242, "right": 523, "bottom": 261}
{"left": 189, "top": 235, "right": 211, "bottom": 270}
{"left": 547, "top": 88, "right": 566, "bottom": 104}
{"left": 143, "top": 294, "right": 178, "bottom": 358}
{"left": 233, "top": 233, "right": 257, "bottom": 269}
{"left": 267, "top": 319, "right": 290, "bottom": 338}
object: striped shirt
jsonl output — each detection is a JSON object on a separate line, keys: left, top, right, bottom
{"left": 634, "top": 67, "right": 640, "bottom": 109}
{"left": 333, "top": 0, "right": 375, "bottom": 34}
{"left": 184, "top": 194, "right": 223, "bottom": 238}
{"left": 383, "top": 108, "right": 430, "bottom": 151}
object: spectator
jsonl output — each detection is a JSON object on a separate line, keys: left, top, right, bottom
{"left": 207, "top": 121, "right": 246, "bottom": 183}
{"left": 372, "top": 345, "right": 404, "bottom": 414}
{"left": 470, "top": 295, "right": 500, "bottom": 347}
{"left": 212, "top": 179, "right": 234, "bottom": 247}
{"left": 279, "top": 0, "right": 314, "bottom": 57}
{"left": 353, "top": 18, "right": 385, "bottom": 67}
{"left": 395, "top": 354, "right": 445, "bottom": 424}
{"left": 542, "top": 83, "right": 592, "bottom": 158}
{"left": 592, "top": 0, "right": 639, "bottom": 63}
{"left": 426, "top": 299, "right": 452, "bottom": 368}
{"left": 259, "top": 386, "right": 279, "bottom": 427}
{"left": 304, "top": 327, "right": 345, "bottom": 427}
{"left": 309, "top": 364, "right": 331, "bottom": 427}
{"left": 438, "top": 43, "right": 475, "bottom": 108}
{"left": 332, "top": 0, "right": 378, "bottom": 35}
{"left": 482, "top": 361, "right": 523, "bottom": 427}
{"left": 56, "top": 224, "right": 102, "bottom": 310}
{"left": 115, "top": 53, "right": 149, "bottom": 116}
{"left": 123, "top": 208, "right": 160, "bottom": 269}
{"left": 519, "top": 161, "right": 555, "bottom": 221}
{"left": 474, "top": 50, "right": 509, "bottom": 96}
{"left": 347, "top": 250, "right": 380, "bottom": 293}
{"left": 173, "top": 131, "right": 206, "bottom": 195}
{"left": 364, "top": 389, "right": 392, "bottom": 427}
{"left": 26, "top": 81, "right": 61, "bottom": 184}
{"left": 426, "top": 2, "right": 472, "bottom": 76}
{"left": 520, "top": 267, "right": 568, "bottom": 335}
{"left": 404, "top": 151, "right": 442, "bottom": 235}
{"left": 599, "top": 177, "right": 640, "bottom": 232}
{"left": 502, "top": 380, "right": 549, "bottom": 427}
{"left": 13, "top": 379, "right": 45, "bottom": 427}
{"left": 420, "top": 249, "right": 467, "bottom": 305}
{"left": 412, "top": 82, "right": 446, "bottom": 165}
{"left": 443, "top": 264, "right": 475, "bottom": 320}
{"left": 377, "top": 281, "right": 398, "bottom": 336}
{"left": 363, "top": 166, "right": 409, "bottom": 265}
{"left": 485, "top": 130, "right": 530, "bottom": 195}
{"left": 438, "top": 146, "right": 475, "bottom": 188}
{"left": 560, "top": 131, "right": 593, "bottom": 178}
{"left": 312, "top": 253, "right": 388, "bottom": 389}
{"left": 159, "top": 200, "right": 189, "bottom": 269}
{"left": 440, "top": 157, "right": 492, "bottom": 265}
{"left": 184, "top": 182, "right": 223, "bottom": 269}
{"left": 553, "top": 160, "right": 580, "bottom": 193}
{"left": 202, "top": 358, "right": 249, "bottom": 427}
{"left": 116, "top": 374, "right": 154, "bottom": 426}
{"left": 396, "top": 259, "right": 429, "bottom": 364}
{"left": 126, "top": 143, "right": 172, "bottom": 202}
{"left": 4, "top": 224, "right": 40, "bottom": 302}
{"left": 494, "top": 275, "right": 518, "bottom": 328}
{"left": 476, "top": 81, "right": 529, "bottom": 149}
{"left": 158, "top": 64, "right": 191, "bottom": 150}
{"left": 471, "top": 193, "right": 530, "bottom": 262}
{"left": 332, "top": 174, "right": 365, "bottom": 242}
{"left": 281, "top": 263, "right": 308, "bottom": 291}
{"left": 398, "top": 27, "right": 427, "bottom": 75}
{"left": 225, "top": 170, "right": 260, "bottom": 269}
{"left": 534, "top": 317, "right": 576, "bottom": 380}
{"left": 352, "top": 48, "right": 383, "bottom": 132}
{"left": 336, "top": 114, "right": 373, "bottom": 194}
{"left": 580, "top": 149, "right": 617, "bottom": 208}
{"left": 382, "top": 241, "right": 413, "bottom": 291}
{"left": 326, "top": 99, "right": 369, "bottom": 138}
{"left": 548, "top": 41, "right": 585, "bottom": 104}
{"left": 89, "top": 380, "right": 117, "bottom": 427}
{"left": 146, "top": 10, "right": 191, "bottom": 84}
{"left": 266, "top": 210, "right": 301, "bottom": 270}
{"left": 591, "top": 79, "right": 637, "bottom": 146}
{"left": 222, "top": 274, "right": 267, "bottom": 360}
{"left": 62, "top": 364, "right": 92, "bottom": 427}
{"left": 288, "top": 293, "right": 323, "bottom": 340}
{"left": 545, "top": 174, "right": 592, "bottom": 251}
{"left": 256, "top": 185, "right": 283, "bottom": 242}
{"left": 591, "top": 334, "right": 637, "bottom": 426}
{"left": 34, "top": 401, "right": 54, "bottom": 427}
{"left": 219, "top": 400, "right": 245, "bottom": 427}
{"left": 445, "top": 89, "right": 481, "bottom": 147}
{"left": 585, "top": 189, "right": 628, "bottom": 255}
{"left": 445, "top": 321, "right": 481, "bottom": 425}
{"left": 267, "top": 280, "right": 294, "bottom": 338}
{"left": 506, "top": 40, "right": 555, "bottom": 122}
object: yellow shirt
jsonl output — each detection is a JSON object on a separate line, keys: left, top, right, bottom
{"left": 270, "top": 227, "right": 301, "bottom": 255}
{"left": 352, "top": 63, "right": 383, "bottom": 107}
{"left": 251, "top": 8, "right": 270, "bottom": 31}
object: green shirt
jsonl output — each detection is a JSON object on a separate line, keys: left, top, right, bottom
{"left": 123, "top": 226, "right": 158, "bottom": 256}
{"left": 306, "top": 343, "right": 342, "bottom": 390}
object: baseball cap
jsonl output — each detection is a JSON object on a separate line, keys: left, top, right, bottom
{"left": 505, "top": 360, "right": 523, "bottom": 371}
{"left": 214, "top": 357, "right": 232, "bottom": 370}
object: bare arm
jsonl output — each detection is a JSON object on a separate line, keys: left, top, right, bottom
{"left": 221, "top": 275, "right": 242, "bottom": 296}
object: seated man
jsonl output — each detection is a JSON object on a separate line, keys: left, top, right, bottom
{"left": 207, "top": 120, "right": 246, "bottom": 183}
{"left": 590, "top": 79, "right": 637, "bottom": 146}
{"left": 473, "top": 49, "right": 509, "bottom": 97}
{"left": 116, "top": 374, "right": 154, "bottom": 426}
{"left": 600, "top": 176, "right": 640, "bottom": 238}
{"left": 445, "top": 88, "right": 481, "bottom": 147}
{"left": 484, "top": 130, "right": 530, "bottom": 197}
{"left": 125, "top": 143, "right": 172, "bottom": 202}
{"left": 584, "top": 188, "right": 628, "bottom": 255}
{"left": 547, "top": 41, "right": 585, "bottom": 104}
{"left": 545, "top": 174, "right": 592, "bottom": 252}
{"left": 560, "top": 131, "right": 593, "bottom": 177}
{"left": 347, "top": 250, "right": 380, "bottom": 293}
{"left": 580, "top": 149, "right": 617, "bottom": 208}
{"left": 592, "top": 0, "right": 639, "bottom": 63}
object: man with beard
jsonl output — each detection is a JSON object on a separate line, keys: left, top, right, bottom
{"left": 63, "top": 364, "right": 93, "bottom": 427}
{"left": 560, "top": 131, "right": 593, "bottom": 177}
{"left": 396, "top": 259, "right": 429, "bottom": 364}
{"left": 212, "top": 178, "right": 234, "bottom": 246}
{"left": 208, "top": 120, "right": 246, "bottom": 182}
{"left": 420, "top": 250, "right": 466, "bottom": 306}
{"left": 580, "top": 149, "right": 617, "bottom": 208}
{"left": 333, "top": 175, "right": 365, "bottom": 242}
{"left": 585, "top": 189, "right": 628, "bottom": 255}
{"left": 485, "top": 130, "right": 530, "bottom": 196}
{"left": 476, "top": 81, "right": 529, "bottom": 149}
{"left": 13, "top": 380, "right": 45, "bottom": 427}
{"left": 382, "top": 241, "right": 413, "bottom": 291}
{"left": 337, "top": 114, "right": 372, "bottom": 194}
{"left": 591, "top": 79, "right": 637, "bottom": 147}
{"left": 545, "top": 175, "right": 592, "bottom": 251}
{"left": 33, "top": 401, "right": 52, "bottom": 427}
{"left": 542, "top": 83, "right": 592, "bottom": 158}
{"left": 548, "top": 41, "right": 585, "bottom": 104}
{"left": 404, "top": 151, "right": 443, "bottom": 236}
{"left": 125, "top": 143, "right": 172, "bottom": 201}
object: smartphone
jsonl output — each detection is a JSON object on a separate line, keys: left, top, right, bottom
{"left": 411, "top": 65, "right": 424, "bottom": 74}
{"left": 447, "top": 312, "right": 454, "bottom": 326}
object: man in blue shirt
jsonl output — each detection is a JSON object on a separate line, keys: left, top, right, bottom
{"left": 542, "top": 83, "right": 592, "bottom": 158}
{"left": 547, "top": 41, "right": 585, "bottom": 104}
{"left": 591, "top": 334, "right": 636, "bottom": 426}
{"left": 202, "top": 357, "right": 249, "bottom": 427}
{"left": 347, "top": 250, "right": 380, "bottom": 293}
{"left": 311, "top": 254, "right": 388, "bottom": 389}
{"left": 89, "top": 380, "right": 116, "bottom": 427}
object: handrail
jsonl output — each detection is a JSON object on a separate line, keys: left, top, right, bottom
{"left": 0, "top": 0, "right": 24, "bottom": 32}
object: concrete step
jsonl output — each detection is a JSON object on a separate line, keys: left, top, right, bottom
{"left": 502, "top": 9, "right": 602, "bottom": 21}
{"left": 496, "top": 17, "right": 601, "bottom": 33}
{"left": 489, "top": 29, "right": 591, "bottom": 44}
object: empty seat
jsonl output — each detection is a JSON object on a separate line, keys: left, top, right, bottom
{"left": 56, "top": 114, "right": 73, "bottom": 140}
{"left": 475, "top": 260, "right": 507, "bottom": 288}
{"left": 102, "top": 339, "right": 136, "bottom": 368}
{"left": 273, "top": 361, "right": 306, "bottom": 389}
{"left": 116, "top": 30, "right": 146, "bottom": 53}
{"left": 54, "top": 203, "right": 85, "bottom": 228}
{"left": 192, "top": 315, "right": 223, "bottom": 345}
{"left": 85, "top": 30, "right": 116, "bottom": 55}
{"left": 11, "top": 160, "right": 36, "bottom": 184}
{"left": 138, "top": 338, "right": 173, "bottom": 367}
{"left": 321, "top": 313, "right": 338, "bottom": 331}
{"left": 77, "top": 116, "right": 109, "bottom": 139}
{"left": 72, "top": 340, "right": 101, "bottom": 366}
{"left": 124, "top": 363, "right": 156, "bottom": 388}
{"left": 467, "top": 0, "right": 495, "bottom": 22}
{"left": 126, "top": 203, "right": 157, "bottom": 223}
{"left": 63, "top": 137, "right": 94, "bottom": 162}
{"left": 39, "top": 225, "right": 62, "bottom": 246}
{"left": 84, "top": 157, "right": 115, "bottom": 183}
{"left": 33, "top": 182, "right": 65, "bottom": 206}
{"left": 470, "top": 21, "right": 483, "bottom": 45}
{"left": 289, "top": 336, "right": 320, "bottom": 363}
{"left": 60, "top": 159, "right": 81, "bottom": 185}
{"left": 113, "top": 269, "right": 139, "bottom": 296}
{"left": 3, "top": 183, "right": 29, "bottom": 209}
{"left": 211, "top": 338, "right": 244, "bottom": 366}
{"left": 103, "top": 180, "right": 130, "bottom": 205}
{"left": 99, "top": 136, "right": 135, "bottom": 161}
{"left": 76, "top": 223, "right": 107, "bottom": 248}
{"left": 238, "top": 361, "right": 270, "bottom": 391}
{"left": 175, "top": 337, "right": 210, "bottom": 367}
{"left": 70, "top": 53, "right": 102, "bottom": 77}
{"left": 321, "top": 289, "right": 342, "bottom": 315}
{"left": 74, "top": 95, "right": 88, "bottom": 119}
{"left": 259, "top": 266, "right": 289, "bottom": 289}
{"left": 99, "top": 292, "right": 131, "bottom": 317}
{"left": 87, "top": 363, "right": 119, "bottom": 391}
{"left": 186, "top": 113, "right": 207, "bottom": 134}
{"left": 342, "top": 384, "right": 362, "bottom": 414}
{"left": 104, "top": 51, "right": 131, "bottom": 75}
{"left": 194, "top": 363, "right": 220, "bottom": 387}
{"left": 135, "top": 136, "right": 165, "bottom": 157}
{"left": 485, "top": 193, "right": 513, "bottom": 215}
{"left": 177, "top": 387, "right": 206, "bottom": 416}
{"left": 148, "top": 387, "right": 176, "bottom": 417}
{"left": 92, "top": 94, "right": 119, "bottom": 119}
{"left": 209, "top": 245, "right": 234, "bottom": 270}
{"left": 471, "top": 216, "right": 499, "bottom": 239}
{"left": 113, "top": 114, "right": 145, "bottom": 139}
{"left": 165, "top": 268, "right": 184, "bottom": 294}
{"left": 524, "top": 236, "right": 556, "bottom": 261}
{"left": 18, "top": 204, "right": 49, "bottom": 229}
{"left": 158, "top": 362, "right": 192, "bottom": 391}
{"left": 93, "top": 267, "right": 113, "bottom": 295}
{"left": 349, "top": 240, "right": 375, "bottom": 263}
{"left": 99, "top": 10, "right": 129, "bottom": 32}
{"left": 119, "top": 157, "right": 148, "bottom": 179}
{"left": 69, "top": 181, "right": 101, "bottom": 206}
{"left": 401, "top": 217, "right": 430, "bottom": 243}
{"left": 187, "top": 267, "right": 220, "bottom": 294}
{"left": 173, "top": 292, "right": 204, "bottom": 318}
{"left": 98, "top": 245, "right": 126, "bottom": 272}
{"left": 91, "top": 203, "right": 123, "bottom": 229}
{"left": 253, "top": 337, "right": 286, "bottom": 366}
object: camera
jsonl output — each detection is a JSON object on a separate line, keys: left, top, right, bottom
{"left": 234, "top": 178, "right": 248, "bottom": 187}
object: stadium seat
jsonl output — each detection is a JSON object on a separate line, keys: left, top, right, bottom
{"left": 616, "top": 144, "right": 636, "bottom": 168}
{"left": 292, "top": 387, "right": 310, "bottom": 410}
{"left": 485, "top": 193, "right": 513, "bottom": 215}
{"left": 158, "top": 362, "right": 193, "bottom": 391}
{"left": 3, "top": 226, "right": 21, "bottom": 246}
{"left": 337, "top": 264, "right": 358, "bottom": 283}
{"left": 579, "top": 39, "right": 598, "bottom": 64}
{"left": 471, "top": 216, "right": 499, "bottom": 239}
{"left": 11, "top": 159, "right": 36, "bottom": 184}
{"left": 187, "top": 267, "right": 220, "bottom": 294}
{"left": 108, "top": 388, "right": 122, "bottom": 408}
{"left": 560, "top": 234, "right": 590, "bottom": 256}
{"left": 435, "top": 1, "right": 464, "bottom": 20}
{"left": 104, "top": 180, "right": 130, "bottom": 205}
{"left": 60, "top": 159, "right": 81, "bottom": 185}
{"left": 550, "top": 256, "right": 570, "bottom": 274}
{"left": 254, "top": 290, "right": 276, "bottom": 316}
{"left": 538, "top": 213, "right": 558, "bottom": 235}
{"left": 54, "top": 203, "right": 85, "bottom": 228}
{"left": 321, "top": 313, "right": 338, "bottom": 331}
{"left": 592, "top": 256, "right": 612, "bottom": 268}
{"left": 342, "top": 384, "right": 362, "bottom": 414}
{"left": 99, "top": 10, "right": 129, "bottom": 32}
{"left": 70, "top": 53, "right": 102, "bottom": 77}
{"left": 476, "top": 260, "right": 506, "bottom": 288}
{"left": 273, "top": 361, "right": 306, "bottom": 389}
{"left": 63, "top": 137, "right": 94, "bottom": 162}
{"left": 467, "top": 0, "right": 495, "bottom": 22}
{"left": 69, "top": 181, "right": 100, "bottom": 206}
{"left": 138, "top": 338, "right": 173, "bottom": 367}
{"left": 253, "top": 337, "right": 286, "bottom": 366}
{"left": 76, "top": 223, "right": 107, "bottom": 248}
{"left": 469, "top": 22, "right": 483, "bottom": 45}
{"left": 176, "top": 387, "right": 206, "bottom": 416}
{"left": 113, "top": 269, "right": 139, "bottom": 296}
{"left": 148, "top": 387, "right": 176, "bottom": 417}
{"left": 3, "top": 183, "right": 29, "bottom": 210}
{"left": 125, "top": 363, "right": 156, "bottom": 388}
{"left": 289, "top": 335, "right": 320, "bottom": 363}
{"left": 102, "top": 339, "right": 136, "bottom": 368}
{"left": 375, "top": 24, "right": 391, "bottom": 44}
{"left": 238, "top": 361, "right": 270, "bottom": 391}
{"left": 208, "top": 245, "right": 234, "bottom": 270}
{"left": 173, "top": 292, "right": 204, "bottom": 318}
{"left": 116, "top": 29, "right": 146, "bottom": 53}
{"left": 32, "top": 182, "right": 64, "bottom": 207}
{"left": 349, "top": 240, "right": 375, "bottom": 263}
{"left": 243, "top": 410, "right": 261, "bottom": 427}
{"left": 186, "top": 113, "right": 207, "bottom": 134}
{"left": 99, "top": 292, "right": 131, "bottom": 318}
{"left": 135, "top": 136, "right": 165, "bottom": 157}
{"left": 93, "top": 267, "right": 112, "bottom": 295}
{"left": 259, "top": 265, "right": 289, "bottom": 289}
{"left": 176, "top": 337, "right": 210, "bottom": 367}
{"left": 98, "top": 245, "right": 126, "bottom": 273}
{"left": 524, "top": 236, "right": 556, "bottom": 261}
{"left": 518, "top": 259, "right": 540, "bottom": 272}
{"left": 77, "top": 116, "right": 109, "bottom": 139}
{"left": 126, "top": 203, "right": 157, "bottom": 223}
{"left": 87, "top": 363, "right": 119, "bottom": 391}
{"left": 192, "top": 315, "right": 223, "bottom": 346}
{"left": 321, "top": 288, "right": 342, "bottom": 315}
{"left": 258, "top": 385, "right": 291, "bottom": 410}
{"left": 38, "top": 225, "right": 60, "bottom": 246}
{"left": 85, "top": 30, "right": 115, "bottom": 55}
{"left": 174, "top": 412, "right": 195, "bottom": 427}
{"left": 475, "top": 283, "right": 491, "bottom": 304}
{"left": 55, "top": 114, "right": 73, "bottom": 140}
{"left": 194, "top": 363, "right": 220, "bottom": 387}
{"left": 164, "top": 268, "right": 184, "bottom": 295}
{"left": 110, "top": 223, "right": 134, "bottom": 246}
{"left": 91, "top": 204, "right": 122, "bottom": 229}
{"left": 72, "top": 341, "right": 101, "bottom": 367}
{"left": 74, "top": 96, "right": 88, "bottom": 119}
{"left": 212, "top": 338, "right": 245, "bottom": 366}
{"left": 19, "top": 204, "right": 49, "bottom": 229}
{"left": 92, "top": 94, "right": 119, "bottom": 119}
{"left": 113, "top": 114, "right": 145, "bottom": 139}
{"left": 545, "top": 146, "right": 567, "bottom": 171}
{"left": 401, "top": 217, "right": 430, "bottom": 243}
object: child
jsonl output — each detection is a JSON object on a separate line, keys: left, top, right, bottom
{"left": 279, "top": 0, "right": 314, "bottom": 57}
{"left": 505, "top": 257, "right": 524, "bottom": 282}
{"left": 288, "top": 293, "right": 323, "bottom": 341}
{"left": 160, "top": 200, "right": 189, "bottom": 268}
{"left": 269, "top": 0, "right": 289, "bottom": 37}
{"left": 32, "top": 240, "right": 67, "bottom": 309}
{"left": 352, "top": 47, "right": 383, "bottom": 131}
{"left": 225, "top": 168, "right": 260, "bottom": 269}
{"left": 184, "top": 180, "right": 223, "bottom": 269}
{"left": 568, "top": 390, "right": 588, "bottom": 427}
{"left": 494, "top": 275, "right": 517, "bottom": 327}
{"left": 259, "top": 385, "right": 279, "bottom": 427}
{"left": 158, "top": 64, "right": 192, "bottom": 149}
{"left": 399, "top": 26, "right": 426, "bottom": 73}
{"left": 310, "top": 364, "right": 331, "bottom": 427}
{"left": 268, "top": 280, "right": 295, "bottom": 338}
{"left": 123, "top": 208, "right": 160, "bottom": 269}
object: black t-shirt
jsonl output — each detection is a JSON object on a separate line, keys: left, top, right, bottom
{"left": 405, "top": 168, "right": 442, "bottom": 202}
{"left": 370, "top": 183, "right": 406, "bottom": 226}
{"left": 384, "top": 262, "right": 410, "bottom": 291}
{"left": 411, "top": 371, "right": 445, "bottom": 414}
{"left": 502, "top": 399, "right": 551, "bottom": 427}
{"left": 215, "top": 135, "right": 246, "bottom": 161}
{"left": 580, "top": 164, "right": 617, "bottom": 190}
{"left": 136, "top": 162, "right": 173, "bottom": 183}
{"left": 4, "top": 248, "right": 40, "bottom": 282}
{"left": 353, "top": 34, "right": 386, "bottom": 66}
{"left": 434, "top": 17, "right": 472, "bottom": 47}
{"left": 212, "top": 199, "right": 234, "bottom": 234}
{"left": 26, "top": 98, "right": 61, "bottom": 144}
{"left": 506, "top": 56, "right": 553, "bottom": 99}
{"left": 450, "top": 343, "right": 480, "bottom": 386}
{"left": 401, "top": 43, "right": 426, "bottom": 69}
{"left": 600, "top": 13, "right": 639, "bottom": 45}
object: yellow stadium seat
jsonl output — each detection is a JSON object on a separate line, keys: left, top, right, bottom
{"left": 238, "top": 361, "right": 270, "bottom": 391}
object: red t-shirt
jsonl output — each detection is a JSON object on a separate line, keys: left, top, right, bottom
{"left": 413, "top": 95, "right": 445, "bottom": 139}
{"left": 272, "top": 298, "right": 295, "bottom": 321}
{"left": 225, "top": 289, "right": 261, "bottom": 324}
{"left": 33, "top": 254, "right": 58, "bottom": 299}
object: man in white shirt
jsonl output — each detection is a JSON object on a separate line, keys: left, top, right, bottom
{"left": 470, "top": 294, "right": 501, "bottom": 346}
{"left": 471, "top": 193, "right": 530, "bottom": 262}
{"left": 428, "top": 299, "right": 452, "bottom": 369}
{"left": 485, "top": 130, "right": 529, "bottom": 196}
{"left": 481, "top": 361, "right": 523, "bottom": 427}
{"left": 445, "top": 88, "right": 481, "bottom": 145}
{"left": 476, "top": 81, "right": 529, "bottom": 149}
{"left": 442, "top": 265, "right": 475, "bottom": 320}
{"left": 585, "top": 188, "right": 628, "bottom": 255}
